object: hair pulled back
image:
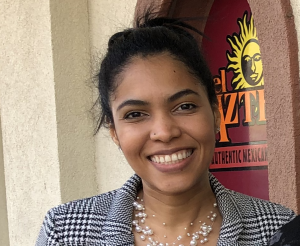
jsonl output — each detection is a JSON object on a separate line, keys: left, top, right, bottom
{"left": 95, "top": 10, "right": 217, "bottom": 132}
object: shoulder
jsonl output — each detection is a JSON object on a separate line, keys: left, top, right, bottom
{"left": 209, "top": 173, "right": 295, "bottom": 244}
{"left": 209, "top": 173, "right": 295, "bottom": 225}
{"left": 36, "top": 190, "right": 118, "bottom": 245}
{"left": 36, "top": 174, "right": 141, "bottom": 245}
{"left": 229, "top": 189, "right": 295, "bottom": 221}
{"left": 50, "top": 189, "right": 117, "bottom": 216}
{"left": 228, "top": 189, "right": 296, "bottom": 243}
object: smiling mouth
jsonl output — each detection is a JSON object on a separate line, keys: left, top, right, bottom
{"left": 148, "top": 149, "right": 193, "bottom": 165}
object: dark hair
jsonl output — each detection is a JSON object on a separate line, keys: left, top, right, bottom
{"left": 95, "top": 10, "right": 217, "bottom": 132}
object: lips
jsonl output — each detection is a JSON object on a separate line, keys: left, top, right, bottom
{"left": 250, "top": 73, "right": 258, "bottom": 79}
{"left": 149, "top": 149, "right": 193, "bottom": 165}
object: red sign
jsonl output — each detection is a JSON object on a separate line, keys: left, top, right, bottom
{"left": 211, "top": 144, "right": 267, "bottom": 169}
{"left": 202, "top": 0, "right": 269, "bottom": 199}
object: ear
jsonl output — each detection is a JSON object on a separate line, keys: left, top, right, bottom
{"left": 109, "top": 125, "right": 120, "bottom": 147}
{"left": 212, "top": 104, "right": 221, "bottom": 133}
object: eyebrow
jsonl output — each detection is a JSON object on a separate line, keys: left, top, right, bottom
{"left": 116, "top": 89, "right": 199, "bottom": 111}
{"left": 116, "top": 99, "right": 149, "bottom": 111}
{"left": 167, "top": 89, "right": 200, "bottom": 102}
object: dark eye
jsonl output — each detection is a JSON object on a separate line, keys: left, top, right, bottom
{"left": 244, "top": 56, "right": 251, "bottom": 62}
{"left": 254, "top": 54, "right": 261, "bottom": 62}
{"left": 176, "top": 103, "right": 196, "bottom": 111}
{"left": 124, "top": 111, "right": 145, "bottom": 119}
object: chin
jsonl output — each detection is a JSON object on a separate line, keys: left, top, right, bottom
{"left": 155, "top": 178, "right": 199, "bottom": 195}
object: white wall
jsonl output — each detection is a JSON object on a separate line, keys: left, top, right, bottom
{"left": 1, "top": 0, "right": 300, "bottom": 245}
{"left": 88, "top": 0, "right": 137, "bottom": 193}
{"left": 0, "top": 2, "right": 61, "bottom": 245}
{"left": 0, "top": 118, "right": 9, "bottom": 246}
{"left": 0, "top": 0, "right": 97, "bottom": 245}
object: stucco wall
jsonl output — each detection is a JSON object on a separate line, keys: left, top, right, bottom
{"left": 0, "top": 1, "right": 97, "bottom": 245}
{"left": 1, "top": 2, "right": 61, "bottom": 245}
{"left": 1, "top": 1, "right": 300, "bottom": 245}
{"left": 291, "top": 0, "right": 300, "bottom": 81}
{"left": 247, "top": 0, "right": 300, "bottom": 211}
{"left": 0, "top": 118, "right": 9, "bottom": 246}
{"left": 289, "top": 0, "right": 300, "bottom": 210}
{"left": 49, "top": 0, "right": 98, "bottom": 204}
{"left": 88, "top": 0, "right": 137, "bottom": 193}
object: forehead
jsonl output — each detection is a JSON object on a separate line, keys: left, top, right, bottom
{"left": 112, "top": 53, "right": 204, "bottom": 100}
{"left": 243, "top": 41, "right": 260, "bottom": 55}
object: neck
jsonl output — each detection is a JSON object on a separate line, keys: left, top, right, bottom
{"left": 139, "top": 174, "right": 215, "bottom": 230}
{"left": 133, "top": 175, "right": 219, "bottom": 245}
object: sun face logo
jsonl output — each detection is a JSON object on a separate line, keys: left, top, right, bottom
{"left": 227, "top": 12, "right": 264, "bottom": 90}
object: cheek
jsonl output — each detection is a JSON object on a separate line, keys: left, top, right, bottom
{"left": 117, "top": 127, "right": 150, "bottom": 175}
{"left": 184, "top": 112, "right": 216, "bottom": 136}
{"left": 190, "top": 123, "right": 216, "bottom": 151}
{"left": 192, "top": 127, "right": 216, "bottom": 147}
{"left": 258, "top": 62, "right": 263, "bottom": 71}
{"left": 116, "top": 124, "right": 149, "bottom": 158}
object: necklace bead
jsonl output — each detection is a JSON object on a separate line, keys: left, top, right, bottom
{"left": 190, "top": 239, "right": 197, "bottom": 245}
{"left": 133, "top": 197, "right": 217, "bottom": 246}
{"left": 135, "top": 226, "right": 142, "bottom": 232}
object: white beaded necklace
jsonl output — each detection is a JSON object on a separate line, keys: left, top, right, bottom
{"left": 132, "top": 197, "right": 218, "bottom": 246}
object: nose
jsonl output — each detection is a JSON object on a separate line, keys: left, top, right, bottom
{"left": 251, "top": 58, "right": 256, "bottom": 72}
{"left": 150, "top": 114, "right": 181, "bottom": 142}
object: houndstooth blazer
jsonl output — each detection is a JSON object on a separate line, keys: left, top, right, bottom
{"left": 36, "top": 173, "right": 295, "bottom": 246}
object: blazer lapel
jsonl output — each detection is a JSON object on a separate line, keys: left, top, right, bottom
{"left": 100, "top": 175, "right": 141, "bottom": 245}
{"left": 100, "top": 173, "right": 244, "bottom": 245}
{"left": 209, "top": 174, "right": 243, "bottom": 245}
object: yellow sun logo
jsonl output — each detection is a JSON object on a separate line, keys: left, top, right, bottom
{"left": 227, "top": 12, "right": 264, "bottom": 90}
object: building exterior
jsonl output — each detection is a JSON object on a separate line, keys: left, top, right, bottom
{"left": 0, "top": 1, "right": 299, "bottom": 245}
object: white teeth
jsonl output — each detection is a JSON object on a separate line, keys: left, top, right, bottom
{"left": 150, "top": 149, "right": 193, "bottom": 165}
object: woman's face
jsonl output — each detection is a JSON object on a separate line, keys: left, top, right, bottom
{"left": 110, "top": 53, "right": 220, "bottom": 195}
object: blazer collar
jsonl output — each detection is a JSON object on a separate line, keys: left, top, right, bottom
{"left": 209, "top": 173, "right": 243, "bottom": 245}
{"left": 101, "top": 174, "right": 141, "bottom": 245}
{"left": 101, "top": 173, "right": 243, "bottom": 245}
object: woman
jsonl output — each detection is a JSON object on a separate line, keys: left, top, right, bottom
{"left": 36, "top": 11, "right": 295, "bottom": 246}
